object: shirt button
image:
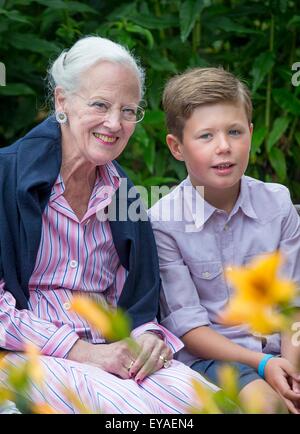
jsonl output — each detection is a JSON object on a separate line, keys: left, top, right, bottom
{"left": 63, "top": 302, "right": 71, "bottom": 310}
{"left": 70, "top": 260, "right": 78, "bottom": 268}
{"left": 202, "top": 271, "right": 211, "bottom": 278}
{"left": 224, "top": 224, "right": 229, "bottom": 231}
{"left": 85, "top": 219, "right": 90, "bottom": 226}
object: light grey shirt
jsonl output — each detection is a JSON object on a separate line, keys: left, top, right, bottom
{"left": 149, "top": 176, "right": 300, "bottom": 366}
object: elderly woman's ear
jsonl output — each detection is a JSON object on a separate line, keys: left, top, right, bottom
{"left": 54, "top": 86, "right": 67, "bottom": 113}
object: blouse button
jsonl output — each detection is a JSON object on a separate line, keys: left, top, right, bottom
{"left": 70, "top": 260, "right": 78, "bottom": 268}
{"left": 63, "top": 302, "right": 71, "bottom": 311}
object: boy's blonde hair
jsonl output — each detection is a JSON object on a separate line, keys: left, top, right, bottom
{"left": 162, "top": 67, "right": 252, "bottom": 140}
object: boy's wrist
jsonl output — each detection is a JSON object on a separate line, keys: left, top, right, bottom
{"left": 257, "top": 354, "right": 275, "bottom": 379}
{"left": 236, "top": 347, "right": 267, "bottom": 370}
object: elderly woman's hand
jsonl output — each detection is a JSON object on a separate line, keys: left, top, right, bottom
{"left": 67, "top": 339, "right": 139, "bottom": 379}
{"left": 128, "top": 332, "right": 173, "bottom": 383}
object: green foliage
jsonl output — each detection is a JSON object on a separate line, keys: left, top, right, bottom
{"left": 0, "top": 0, "right": 300, "bottom": 201}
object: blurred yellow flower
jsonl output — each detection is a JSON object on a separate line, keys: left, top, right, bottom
{"left": 0, "top": 387, "right": 13, "bottom": 404}
{"left": 31, "top": 403, "right": 58, "bottom": 414}
{"left": 0, "top": 352, "right": 8, "bottom": 371}
{"left": 71, "top": 295, "right": 131, "bottom": 341}
{"left": 189, "top": 379, "right": 222, "bottom": 414}
{"left": 226, "top": 252, "right": 295, "bottom": 304}
{"left": 71, "top": 296, "right": 112, "bottom": 338}
{"left": 221, "top": 251, "right": 295, "bottom": 334}
{"left": 217, "top": 365, "right": 239, "bottom": 402}
{"left": 24, "top": 342, "right": 44, "bottom": 386}
{"left": 63, "top": 387, "right": 93, "bottom": 414}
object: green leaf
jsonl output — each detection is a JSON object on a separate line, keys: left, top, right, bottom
{"left": 169, "top": 158, "right": 187, "bottom": 180}
{"left": 143, "top": 141, "right": 155, "bottom": 174}
{"left": 279, "top": 0, "right": 288, "bottom": 13}
{"left": 206, "top": 16, "right": 260, "bottom": 35}
{"left": 125, "top": 24, "right": 154, "bottom": 49}
{"left": 0, "top": 83, "right": 35, "bottom": 96}
{"left": 295, "top": 131, "right": 300, "bottom": 146}
{"left": 251, "top": 52, "right": 274, "bottom": 93}
{"left": 144, "top": 110, "right": 165, "bottom": 126}
{"left": 287, "top": 15, "right": 300, "bottom": 30}
{"left": 106, "top": 3, "right": 137, "bottom": 22}
{"left": 147, "top": 52, "right": 177, "bottom": 73}
{"left": 179, "top": 0, "right": 206, "bottom": 42}
{"left": 251, "top": 125, "right": 267, "bottom": 156}
{"left": 5, "top": 0, "right": 35, "bottom": 4}
{"left": 9, "top": 33, "right": 59, "bottom": 55}
{"left": 291, "top": 144, "right": 300, "bottom": 166}
{"left": 266, "top": 117, "right": 290, "bottom": 152}
{"left": 34, "top": 0, "right": 97, "bottom": 14}
{"left": 129, "top": 13, "right": 178, "bottom": 30}
{"left": 269, "top": 147, "right": 287, "bottom": 181}
{"left": 108, "top": 308, "right": 131, "bottom": 341}
{"left": 0, "top": 8, "right": 30, "bottom": 24}
{"left": 273, "top": 89, "right": 300, "bottom": 116}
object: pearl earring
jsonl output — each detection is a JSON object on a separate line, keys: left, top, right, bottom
{"left": 56, "top": 111, "right": 68, "bottom": 124}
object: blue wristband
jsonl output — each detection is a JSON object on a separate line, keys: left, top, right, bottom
{"left": 257, "top": 354, "right": 275, "bottom": 379}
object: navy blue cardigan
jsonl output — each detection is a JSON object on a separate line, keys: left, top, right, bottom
{"left": 0, "top": 116, "right": 160, "bottom": 329}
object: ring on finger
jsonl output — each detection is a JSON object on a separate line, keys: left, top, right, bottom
{"left": 159, "top": 355, "right": 172, "bottom": 369}
{"left": 127, "top": 360, "right": 134, "bottom": 371}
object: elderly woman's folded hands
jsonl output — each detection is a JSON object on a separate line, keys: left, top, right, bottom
{"left": 67, "top": 332, "right": 172, "bottom": 382}
{"left": 128, "top": 332, "right": 173, "bottom": 383}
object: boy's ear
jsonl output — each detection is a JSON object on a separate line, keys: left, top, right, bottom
{"left": 249, "top": 122, "right": 254, "bottom": 137}
{"left": 166, "top": 134, "right": 185, "bottom": 161}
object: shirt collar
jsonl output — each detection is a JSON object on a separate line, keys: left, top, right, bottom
{"left": 181, "top": 177, "right": 214, "bottom": 229}
{"left": 49, "top": 161, "right": 121, "bottom": 204}
{"left": 231, "top": 176, "right": 258, "bottom": 220}
{"left": 182, "top": 175, "right": 258, "bottom": 229}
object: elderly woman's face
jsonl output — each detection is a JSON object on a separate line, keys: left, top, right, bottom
{"left": 56, "top": 61, "right": 141, "bottom": 166}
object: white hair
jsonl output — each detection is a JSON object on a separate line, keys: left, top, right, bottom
{"left": 48, "top": 35, "right": 145, "bottom": 100}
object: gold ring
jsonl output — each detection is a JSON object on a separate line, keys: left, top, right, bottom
{"left": 127, "top": 360, "right": 134, "bottom": 371}
{"left": 159, "top": 355, "right": 172, "bottom": 369}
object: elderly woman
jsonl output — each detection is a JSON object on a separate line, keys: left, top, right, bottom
{"left": 0, "top": 36, "right": 216, "bottom": 414}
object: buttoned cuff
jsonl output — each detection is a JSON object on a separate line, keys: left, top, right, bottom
{"left": 40, "top": 324, "right": 80, "bottom": 359}
{"left": 131, "top": 321, "right": 183, "bottom": 354}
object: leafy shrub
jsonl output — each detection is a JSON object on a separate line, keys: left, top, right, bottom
{"left": 0, "top": 0, "right": 299, "bottom": 201}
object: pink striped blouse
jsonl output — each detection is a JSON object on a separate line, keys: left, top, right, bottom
{"left": 0, "top": 162, "right": 182, "bottom": 357}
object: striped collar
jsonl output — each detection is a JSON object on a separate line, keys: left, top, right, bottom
{"left": 49, "top": 162, "right": 121, "bottom": 223}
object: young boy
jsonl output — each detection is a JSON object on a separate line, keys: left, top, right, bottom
{"left": 149, "top": 67, "right": 300, "bottom": 413}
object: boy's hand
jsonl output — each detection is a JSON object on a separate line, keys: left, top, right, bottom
{"left": 291, "top": 375, "right": 300, "bottom": 411}
{"left": 265, "top": 357, "right": 300, "bottom": 414}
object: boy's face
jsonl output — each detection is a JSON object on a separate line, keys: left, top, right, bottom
{"left": 166, "top": 101, "right": 253, "bottom": 200}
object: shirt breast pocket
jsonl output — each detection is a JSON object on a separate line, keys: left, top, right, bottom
{"left": 242, "top": 251, "right": 274, "bottom": 266}
{"left": 187, "top": 261, "right": 228, "bottom": 302}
